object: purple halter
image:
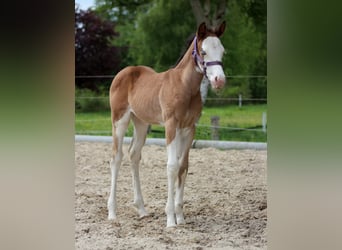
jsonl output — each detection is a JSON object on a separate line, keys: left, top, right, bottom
{"left": 191, "top": 36, "right": 223, "bottom": 79}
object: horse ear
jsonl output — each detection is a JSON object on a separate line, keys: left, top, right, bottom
{"left": 197, "top": 22, "right": 207, "bottom": 39}
{"left": 215, "top": 21, "right": 226, "bottom": 37}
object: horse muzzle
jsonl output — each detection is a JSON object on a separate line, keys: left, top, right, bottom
{"left": 210, "top": 75, "right": 226, "bottom": 90}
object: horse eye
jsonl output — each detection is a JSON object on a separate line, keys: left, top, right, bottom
{"left": 200, "top": 50, "right": 206, "bottom": 56}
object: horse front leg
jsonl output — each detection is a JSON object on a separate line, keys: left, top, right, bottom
{"left": 165, "top": 123, "right": 194, "bottom": 227}
{"left": 175, "top": 155, "right": 188, "bottom": 225}
{"left": 165, "top": 119, "right": 181, "bottom": 227}
{"left": 175, "top": 127, "right": 194, "bottom": 225}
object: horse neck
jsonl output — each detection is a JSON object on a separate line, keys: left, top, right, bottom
{"left": 174, "top": 42, "right": 203, "bottom": 88}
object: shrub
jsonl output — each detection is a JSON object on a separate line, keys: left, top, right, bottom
{"left": 75, "top": 88, "right": 110, "bottom": 112}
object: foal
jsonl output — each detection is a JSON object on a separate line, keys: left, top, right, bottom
{"left": 107, "top": 22, "right": 226, "bottom": 227}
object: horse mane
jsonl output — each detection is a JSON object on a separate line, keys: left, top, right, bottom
{"left": 171, "top": 33, "right": 196, "bottom": 68}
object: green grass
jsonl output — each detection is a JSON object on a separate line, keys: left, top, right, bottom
{"left": 195, "top": 105, "right": 267, "bottom": 141}
{"left": 75, "top": 111, "right": 112, "bottom": 135}
{"left": 75, "top": 104, "right": 267, "bottom": 142}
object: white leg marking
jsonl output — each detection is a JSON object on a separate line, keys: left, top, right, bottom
{"left": 165, "top": 128, "right": 193, "bottom": 227}
{"left": 107, "top": 110, "right": 130, "bottom": 221}
{"left": 165, "top": 130, "right": 180, "bottom": 227}
{"left": 175, "top": 128, "right": 193, "bottom": 225}
{"left": 108, "top": 157, "right": 120, "bottom": 220}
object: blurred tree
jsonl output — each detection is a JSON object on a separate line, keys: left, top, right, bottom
{"left": 124, "top": 0, "right": 196, "bottom": 72}
{"left": 237, "top": 0, "right": 267, "bottom": 33}
{"left": 216, "top": 0, "right": 262, "bottom": 98}
{"left": 94, "top": 0, "right": 152, "bottom": 24}
{"left": 115, "top": 0, "right": 263, "bottom": 98}
{"left": 94, "top": 0, "right": 153, "bottom": 68}
{"left": 190, "top": 0, "right": 266, "bottom": 99}
{"left": 190, "top": 0, "right": 227, "bottom": 29}
{"left": 75, "top": 7, "right": 123, "bottom": 91}
{"left": 236, "top": 0, "right": 267, "bottom": 99}
{"left": 87, "top": 0, "right": 266, "bottom": 98}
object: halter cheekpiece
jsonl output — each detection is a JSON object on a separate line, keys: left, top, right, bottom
{"left": 191, "top": 36, "right": 223, "bottom": 79}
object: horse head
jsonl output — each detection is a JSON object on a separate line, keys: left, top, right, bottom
{"left": 194, "top": 21, "right": 226, "bottom": 90}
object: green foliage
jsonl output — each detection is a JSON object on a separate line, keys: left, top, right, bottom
{"left": 95, "top": 0, "right": 152, "bottom": 24}
{"left": 236, "top": 0, "right": 267, "bottom": 33}
{"left": 235, "top": 0, "right": 267, "bottom": 99}
{"left": 88, "top": 0, "right": 266, "bottom": 97}
{"left": 217, "top": 0, "right": 262, "bottom": 98}
{"left": 114, "top": 0, "right": 264, "bottom": 97}
{"left": 75, "top": 88, "right": 110, "bottom": 112}
{"left": 75, "top": 8, "right": 123, "bottom": 91}
{"left": 125, "top": 0, "right": 196, "bottom": 71}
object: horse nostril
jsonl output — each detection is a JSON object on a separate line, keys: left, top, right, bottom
{"left": 215, "top": 76, "right": 224, "bottom": 83}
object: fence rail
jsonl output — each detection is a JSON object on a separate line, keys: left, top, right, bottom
{"left": 75, "top": 95, "right": 267, "bottom": 108}
{"left": 75, "top": 97, "right": 267, "bottom": 141}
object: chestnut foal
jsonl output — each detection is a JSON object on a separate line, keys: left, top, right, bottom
{"left": 107, "top": 22, "right": 226, "bottom": 227}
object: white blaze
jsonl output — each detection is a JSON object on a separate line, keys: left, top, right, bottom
{"left": 201, "top": 37, "right": 226, "bottom": 89}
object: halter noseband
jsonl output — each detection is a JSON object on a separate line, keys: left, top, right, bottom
{"left": 191, "top": 36, "right": 223, "bottom": 79}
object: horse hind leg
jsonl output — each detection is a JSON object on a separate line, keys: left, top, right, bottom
{"left": 129, "top": 114, "right": 149, "bottom": 218}
{"left": 107, "top": 109, "right": 131, "bottom": 221}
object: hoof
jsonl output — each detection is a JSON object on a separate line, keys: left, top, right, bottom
{"left": 108, "top": 218, "right": 120, "bottom": 227}
{"left": 166, "top": 222, "right": 177, "bottom": 228}
{"left": 108, "top": 214, "right": 117, "bottom": 220}
{"left": 177, "top": 220, "right": 186, "bottom": 225}
{"left": 165, "top": 225, "right": 177, "bottom": 232}
{"left": 138, "top": 213, "right": 150, "bottom": 220}
{"left": 176, "top": 216, "right": 185, "bottom": 225}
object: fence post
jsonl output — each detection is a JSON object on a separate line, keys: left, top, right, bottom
{"left": 238, "top": 94, "right": 242, "bottom": 108}
{"left": 262, "top": 112, "right": 267, "bottom": 133}
{"left": 211, "top": 116, "right": 220, "bottom": 140}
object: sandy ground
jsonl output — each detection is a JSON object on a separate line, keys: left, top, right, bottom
{"left": 75, "top": 142, "right": 267, "bottom": 249}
